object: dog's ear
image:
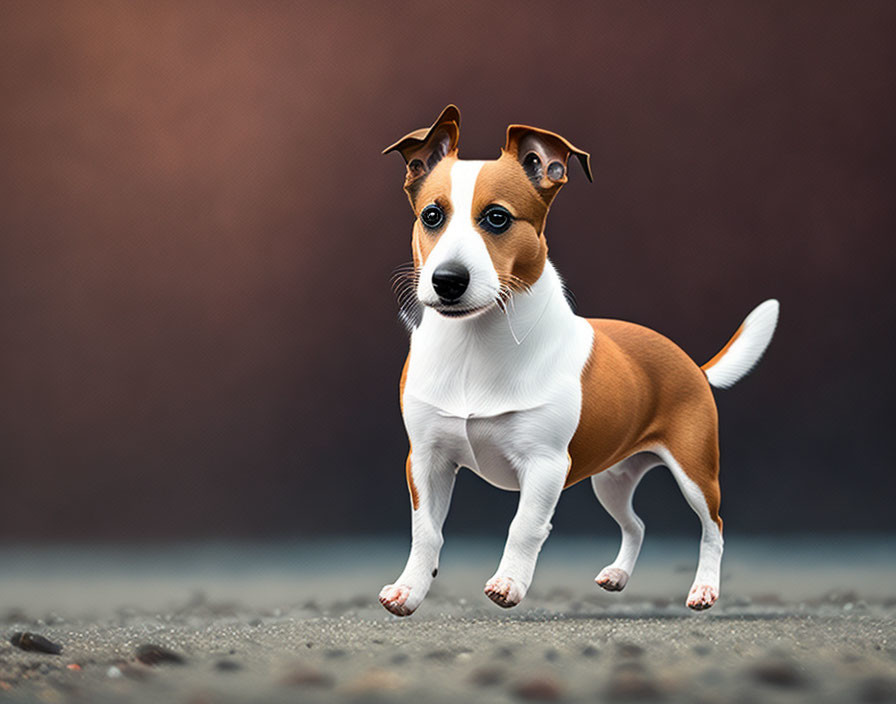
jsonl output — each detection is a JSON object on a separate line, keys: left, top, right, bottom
{"left": 383, "top": 105, "right": 460, "bottom": 189}
{"left": 504, "top": 125, "right": 592, "bottom": 204}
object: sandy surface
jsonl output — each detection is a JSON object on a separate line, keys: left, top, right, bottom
{"left": 1, "top": 536, "right": 894, "bottom": 703}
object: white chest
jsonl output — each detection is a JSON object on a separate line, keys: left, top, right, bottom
{"left": 401, "top": 263, "right": 594, "bottom": 489}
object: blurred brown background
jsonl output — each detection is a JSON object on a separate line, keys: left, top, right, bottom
{"left": 1, "top": 2, "right": 893, "bottom": 540}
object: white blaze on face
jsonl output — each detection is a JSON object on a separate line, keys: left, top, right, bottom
{"left": 416, "top": 160, "right": 501, "bottom": 311}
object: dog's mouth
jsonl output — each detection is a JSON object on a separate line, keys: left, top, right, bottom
{"left": 431, "top": 302, "right": 494, "bottom": 319}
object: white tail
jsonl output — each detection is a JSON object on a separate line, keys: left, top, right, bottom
{"left": 701, "top": 299, "right": 780, "bottom": 389}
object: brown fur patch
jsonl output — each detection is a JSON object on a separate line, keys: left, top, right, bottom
{"left": 405, "top": 450, "right": 419, "bottom": 511}
{"left": 408, "top": 156, "right": 456, "bottom": 269}
{"left": 384, "top": 105, "right": 461, "bottom": 199}
{"left": 568, "top": 319, "right": 722, "bottom": 528}
{"left": 399, "top": 353, "right": 419, "bottom": 510}
{"left": 471, "top": 155, "right": 551, "bottom": 291}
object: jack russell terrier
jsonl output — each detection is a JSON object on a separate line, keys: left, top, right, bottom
{"left": 379, "top": 105, "right": 779, "bottom": 615}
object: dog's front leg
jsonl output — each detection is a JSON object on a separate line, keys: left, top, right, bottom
{"left": 484, "top": 452, "right": 567, "bottom": 608}
{"left": 379, "top": 450, "right": 456, "bottom": 616}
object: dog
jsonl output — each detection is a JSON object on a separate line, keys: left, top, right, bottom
{"left": 379, "top": 105, "right": 779, "bottom": 616}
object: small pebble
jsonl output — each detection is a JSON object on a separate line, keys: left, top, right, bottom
{"left": 616, "top": 642, "right": 645, "bottom": 658}
{"left": 749, "top": 660, "right": 806, "bottom": 688}
{"left": 606, "top": 670, "right": 661, "bottom": 700}
{"left": 471, "top": 665, "right": 506, "bottom": 686}
{"left": 424, "top": 649, "right": 455, "bottom": 661}
{"left": 135, "top": 644, "right": 186, "bottom": 666}
{"left": 9, "top": 632, "right": 63, "bottom": 655}
{"left": 280, "top": 664, "right": 333, "bottom": 688}
{"left": 110, "top": 663, "right": 151, "bottom": 681}
{"left": 345, "top": 668, "right": 405, "bottom": 693}
{"left": 214, "top": 659, "right": 242, "bottom": 672}
{"left": 513, "top": 675, "right": 564, "bottom": 701}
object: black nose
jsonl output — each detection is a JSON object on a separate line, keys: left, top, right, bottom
{"left": 432, "top": 263, "right": 470, "bottom": 302}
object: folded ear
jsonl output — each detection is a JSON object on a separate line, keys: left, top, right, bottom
{"left": 504, "top": 124, "right": 592, "bottom": 204}
{"left": 383, "top": 105, "right": 461, "bottom": 189}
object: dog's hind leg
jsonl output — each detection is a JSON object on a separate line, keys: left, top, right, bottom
{"left": 592, "top": 452, "right": 661, "bottom": 591}
{"left": 655, "top": 445, "right": 724, "bottom": 610}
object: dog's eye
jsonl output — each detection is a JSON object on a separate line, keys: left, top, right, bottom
{"left": 480, "top": 205, "right": 512, "bottom": 235}
{"left": 420, "top": 204, "right": 445, "bottom": 230}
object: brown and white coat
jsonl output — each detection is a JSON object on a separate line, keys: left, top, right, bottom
{"left": 379, "top": 106, "right": 779, "bottom": 616}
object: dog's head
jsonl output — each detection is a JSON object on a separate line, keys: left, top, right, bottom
{"left": 385, "top": 105, "right": 591, "bottom": 320}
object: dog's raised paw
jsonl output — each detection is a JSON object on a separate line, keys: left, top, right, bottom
{"left": 595, "top": 566, "right": 629, "bottom": 592}
{"left": 484, "top": 576, "right": 525, "bottom": 608}
{"left": 378, "top": 584, "right": 416, "bottom": 616}
{"left": 686, "top": 584, "right": 719, "bottom": 611}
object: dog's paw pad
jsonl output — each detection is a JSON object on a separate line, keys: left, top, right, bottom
{"left": 484, "top": 576, "right": 524, "bottom": 608}
{"left": 686, "top": 584, "right": 719, "bottom": 611}
{"left": 595, "top": 566, "right": 629, "bottom": 592}
{"left": 378, "top": 584, "right": 415, "bottom": 616}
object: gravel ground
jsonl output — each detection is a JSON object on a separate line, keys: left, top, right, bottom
{"left": 1, "top": 537, "right": 894, "bottom": 703}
